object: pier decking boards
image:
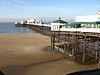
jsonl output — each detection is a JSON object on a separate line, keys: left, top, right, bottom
{"left": 51, "top": 30, "right": 100, "bottom": 65}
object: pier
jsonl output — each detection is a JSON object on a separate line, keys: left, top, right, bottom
{"left": 15, "top": 19, "right": 100, "bottom": 66}
{"left": 51, "top": 29, "right": 100, "bottom": 65}
{"left": 26, "top": 24, "right": 51, "bottom": 35}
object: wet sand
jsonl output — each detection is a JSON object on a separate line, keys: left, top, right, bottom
{"left": 0, "top": 33, "right": 97, "bottom": 75}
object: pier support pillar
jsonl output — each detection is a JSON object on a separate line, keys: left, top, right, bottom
{"left": 57, "top": 31, "right": 60, "bottom": 52}
{"left": 53, "top": 31, "right": 55, "bottom": 50}
{"left": 51, "top": 31, "right": 53, "bottom": 50}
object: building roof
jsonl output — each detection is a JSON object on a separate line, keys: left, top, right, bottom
{"left": 71, "top": 22, "right": 100, "bottom": 25}
{"left": 50, "top": 24, "right": 66, "bottom": 26}
{"left": 53, "top": 20, "right": 67, "bottom": 23}
{"left": 97, "top": 9, "right": 100, "bottom": 15}
{"left": 65, "top": 22, "right": 100, "bottom": 28}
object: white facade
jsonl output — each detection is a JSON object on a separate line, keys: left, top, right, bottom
{"left": 26, "top": 19, "right": 42, "bottom": 25}
{"left": 51, "top": 26, "right": 60, "bottom": 31}
{"left": 15, "top": 21, "right": 25, "bottom": 24}
{"left": 51, "top": 23, "right": 66, "bottom": 31}
{"left": 51, "top": 23, "right": 66, "bottom": 25}
{"left": 76, "top": 15, "right": 100, "bottom": 22}
{"left": 20, "top": 21, "right": 25, "bottom": 24}
{"left": 60, "top": 28, "right": 100, "bottom": 33}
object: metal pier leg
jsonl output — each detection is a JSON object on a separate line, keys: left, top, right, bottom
{"left": 95, "top": 51, "right": 98, "bottom": 63}
{"left": 82, "top": 33, "right": 86, "bottom": 64}
{"left": 51, "top": 31, "right": 53, "bottom": 50}
{"left": 53, "top": 31, "right": 55, "bottom": 50}
{"left": 57, "top": 31, "right": 60, "bottom": 52}
{"left": 64, "top": 32, "right": 67, "bottom": 58}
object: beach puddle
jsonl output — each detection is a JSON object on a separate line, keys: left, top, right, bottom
{"left": 47, "top": 46, "right": 58, "bottom": 51}
{"left": 47, "top": 46, "right": 65, "bottom": 54}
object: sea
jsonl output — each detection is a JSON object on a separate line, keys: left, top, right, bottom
{"left": 0, "top": 22, "right": 37, "bottom": 34}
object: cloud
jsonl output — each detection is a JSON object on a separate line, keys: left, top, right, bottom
{"left": 96, "top": 5, "right": 100, "bottom": 8}
{"left": 17, "top": 5, "right": 69, "bottom": 10}
{"left": 0, "top": 0, "right": 11, "bottom": 5}
{"left": 12, "top": 0, "right": 24, "bottom": 5}
{"left": 0, "top": 0, "right": 69, "bottom": 10}
{"left": 0, "top": 0, "right": 68, "bottom": 10}
{"left": 12, "top": 0, "right": 23, "bottom": 3}
{"left": 0, "top": 0, "right": 24, "bottom": 7}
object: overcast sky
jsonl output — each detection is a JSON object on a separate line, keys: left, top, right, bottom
{"left": 0, "top": 0, "right": 100, "bottom": 22}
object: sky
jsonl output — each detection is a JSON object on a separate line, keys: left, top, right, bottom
{"left": 0, "top": 0, "right": 100, "bottom": 22}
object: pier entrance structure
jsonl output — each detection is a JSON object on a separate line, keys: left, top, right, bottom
{"left": 51, "top": 28, "right": 100, "bottom": 65}
{"left": 51, "top": 18, "right": 68, "bottom": 31}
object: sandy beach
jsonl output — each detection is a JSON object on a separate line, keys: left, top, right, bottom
{"left": 0, "top": 33, "right": 97, "bottom": 75}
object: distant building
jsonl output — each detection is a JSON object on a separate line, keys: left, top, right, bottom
{"left": 26, "top": 19, "right": 43, "bottom": 25}
{"left": 76, "top": 9, "right": 100, "bottom": 22}
{"left": 76, "top": 15, "right": 100, "bottom": 22}
{"left": 72, "top": 10, "right": 100, "bottom": 28}
{"left": 97, "top": 9, "right": 100, "bottom": 15}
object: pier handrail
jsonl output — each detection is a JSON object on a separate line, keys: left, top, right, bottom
{"left": 60, "top": 28, "right": 100, "bottom": 33}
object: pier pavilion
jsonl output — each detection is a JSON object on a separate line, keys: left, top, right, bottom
{"left": 51, "top": 18, "right": 68, "bottom": 31}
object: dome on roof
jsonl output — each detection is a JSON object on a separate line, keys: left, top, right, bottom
{"left": 52, "top": 17, "right": 68, "bottom": 24}
{"left": 97, "top": 9, "right": 100, "bottom": 15}
{"left": 53, "top": 20, "right": 67, "bottom": 23}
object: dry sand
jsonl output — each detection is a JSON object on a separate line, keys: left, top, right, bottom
{"left": 0, "top": 33, "right": 97, "bottom": 75}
